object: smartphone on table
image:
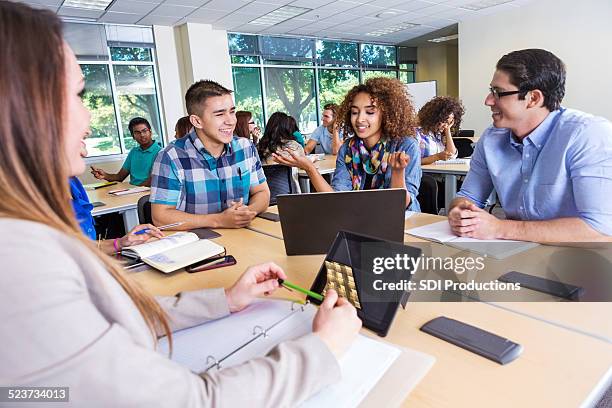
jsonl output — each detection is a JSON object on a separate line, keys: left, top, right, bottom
{"left": 185, "top": 255, "right": 236, "bottom": 273}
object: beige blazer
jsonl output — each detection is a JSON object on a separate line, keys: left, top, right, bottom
{"left": 0, "top": 219, "right": 340, "bottom": 407}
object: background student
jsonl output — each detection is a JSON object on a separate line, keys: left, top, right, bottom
{"left": 0, "top": 3, "right": 361, "bottom": 405}
{"left": 150, "top": 80, "right": 270, "bottom": 230}
{"left": 274, "top": 77, "right": 422, "bottom": 211}
{"left": 91, "top": 117, "right": 161, "bottom": 187}
{"left": 235, "top": 110, "right": 261, "bottom": 144}
{"left": 70, "top": 142, "right": 162, "bottom": 252}
{"left": 258, "top": 112, "right": 306, "bottom": 193}
{"left": 304, "top": 103, "right": 343, "bottom": 155}
{"left": 416, "top": 96, "right": 462, "bottom": 165}
{"left": 174, "top": 115, "right": 192, "bottom": 139}
{"left": 287, "top": 115, "right": 305, "bottom": 147}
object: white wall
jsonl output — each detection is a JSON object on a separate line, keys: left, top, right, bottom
{"left": 175, "top": 23, "right": 233, "bottom": 92}
{"left": 154, "top": 25, "right": 185, "bottom": 143}
{"left": 459, "top": 0, "right": 612, "bottom": 136}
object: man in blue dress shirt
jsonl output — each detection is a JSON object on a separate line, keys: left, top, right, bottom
{"left": 448, "top": 49, "right": 612, "bottom": 243}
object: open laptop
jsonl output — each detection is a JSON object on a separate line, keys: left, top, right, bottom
{"left": 277, "top": 189, "right": 406, "bottom": 255}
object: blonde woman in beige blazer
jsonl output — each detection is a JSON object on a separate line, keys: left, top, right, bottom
{"left": 0, "top": 3, "right": 361, "bottom": 407}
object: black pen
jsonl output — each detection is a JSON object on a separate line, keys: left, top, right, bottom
{"left": 238, "top": 167, "right": 242, "bottom": 180}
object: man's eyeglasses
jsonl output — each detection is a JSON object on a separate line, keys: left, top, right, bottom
{"left": 489, "top": 86, "right": 521, "bottom": 99}
{"left": 248, "top": 121, "right": 255, "bottom": 125}
{"left": 132, "top": 128, "right": 151, "bottom": 136}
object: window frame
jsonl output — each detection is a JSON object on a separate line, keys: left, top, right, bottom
{"left": 229, "top": 33, "right": 410, "bottom": 131}
{"left": 79, "top": 44, "right": 165, "bottom": 162}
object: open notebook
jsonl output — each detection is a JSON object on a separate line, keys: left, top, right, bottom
{"left": 157, "top": 299, "right": 435, "bottom": 407}
{"left": 405, "top": 220, "right": 539, "bottom": 259}
{"left": 122, "top": 232, "right": 225, "bottom": 273}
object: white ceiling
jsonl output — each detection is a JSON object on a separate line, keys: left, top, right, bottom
{"left": 25, "top": 0, "right": 533, "bottom": 44}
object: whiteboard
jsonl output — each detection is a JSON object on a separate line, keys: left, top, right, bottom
{"left": 406, "top": 81, "right": 437, "bottom": 112}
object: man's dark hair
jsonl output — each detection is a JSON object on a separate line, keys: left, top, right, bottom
{"left": 496, "top": 49, "right": 565, "bottom": 111}
{"left": 185, "top": 80, "right": 233, "bottom": 116}
{"left": 128, "top": 117, "right": 151, "bottom": 135}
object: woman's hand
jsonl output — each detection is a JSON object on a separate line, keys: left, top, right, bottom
{"left": 225, "top": 262, "right": 287, "bottom": 312}
{"left": 272, "top": 148, "right": 315, "bottom": 171}
{"left": 117, "top": 223, "right": 163, "bottom": 249}
{"left": 388, "top": 151, "right": 410, "bottom": 172}
{"left": 313, "top": 289, "right": 361, "bottom": 359}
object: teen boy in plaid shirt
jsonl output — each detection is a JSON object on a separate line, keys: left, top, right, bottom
{"left": 150, "top": 80, "right": 270, "bottom": 229}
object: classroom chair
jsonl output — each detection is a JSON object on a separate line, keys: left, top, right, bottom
{"left": 262, "top": 164, "right": 296, "bottom": 206}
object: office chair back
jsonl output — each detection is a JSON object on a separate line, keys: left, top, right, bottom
{"left": 418, "top": 174, "right": 439, "bottom": 215}
{"left": 453, "top": 138, "right": 474, "bottom": 158}
{"left": 458, "top": 129, "right": 475, "bottom": 138}
{"left": 263, "top": 164, "right": 294, "bottom": 206}
{"left": 137, "top": 194, "right": 153, "bottom": 224}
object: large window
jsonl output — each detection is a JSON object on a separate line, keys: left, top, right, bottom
{"left": 69, "top": 23, "right": 164, "bottom": 158}
{"left": 229, "top": 34, "right": 415, "bottom": 132}
{"left": 265, "top": 68, "right": 317, "bottom": 132}
{"left": 318, "top": 69, "right": 359, "bottom": 106}
{"left": 81, "top": 64, "right": 121, "bottom": 156}
{"left": 232, "top": 66, "right": 264, "bottom": 125}
{"left": 113, "top": 65, "right": 162, "bottom": 151}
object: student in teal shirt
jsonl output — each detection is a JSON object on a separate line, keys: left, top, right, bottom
{"left": 91, "top": 117, "right": 161, "bottom": 186}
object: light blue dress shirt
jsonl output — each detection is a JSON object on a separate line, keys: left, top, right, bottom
{"left": 331, "top": 136, "right": 422, "bottom": 212}
{"left": 309, "top": 125, "right": 333, "bottom": 154}
{"left": 458, "top": 107, "right": 612, "bottom": 235}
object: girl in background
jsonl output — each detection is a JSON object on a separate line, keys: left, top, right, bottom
{"left": 416, "top": 96, "right": 464, "bottom": 165}
{"left": 274, "top": 77, "right": 422, "bottom": 211}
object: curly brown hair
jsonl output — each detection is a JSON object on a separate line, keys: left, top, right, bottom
{"left": 417, "top": 96, "right": 465, "bottom": 136}
{"left": 337, "top": 77, "right": 417, "bottom": 140}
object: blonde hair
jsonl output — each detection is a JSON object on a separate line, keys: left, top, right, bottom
{"left": 0, "top": 1, "right": 171, "bottom": 348}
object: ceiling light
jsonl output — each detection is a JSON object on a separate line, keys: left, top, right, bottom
{"left": 366, "top": 22, "right": 419, "bottom": 37}
{"left": 375, "top": 11, "right": 398, "bottom": 18}
{"left": 460, "top": 0, "right": 513, "bottom": 11}
{"left": 62, "top": 0, "right": 114, "bottom": 10}
{"left": 249, "top": 6, "right": 312, "bottom": 26}
{"left": 428, "top": 34, "right": 458, "bottom": 43}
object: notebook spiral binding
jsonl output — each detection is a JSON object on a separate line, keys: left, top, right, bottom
{"left": 204, "top": 300, "right": 311, "bottom": 372}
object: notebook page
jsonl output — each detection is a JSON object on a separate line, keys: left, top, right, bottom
{"left": 158, "top": 299, "right": 403, "bottom": 408}
{"left": 300, "top": 335, "right": 401, "bottom": 408}
{"left": 405, "top": 220, "right": 457, "bottom": 243}
{"left": 157, "top": 299, "right": 301, "bottom": 372}
{"left": 433, "top": 158, "right": 470, "bottom": 165}
{"left": 122, "top": 232, "right": 199, "bottom": 258}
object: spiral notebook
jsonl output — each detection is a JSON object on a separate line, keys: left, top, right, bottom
{"left": 157, "top": 299, "right": 435, "bottom": 407}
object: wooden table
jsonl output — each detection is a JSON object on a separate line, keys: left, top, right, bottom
{"left": 298, "top": 154, "right": 337, "bottom": 193}
{"left": 421, "top": 161, "right": 470, "bottom": 210}
{"left": 251, "top": 208, "right": 612, "bottom": 342}
{"left": 132, "top": 226, "right": 612, "bottom": 408}
{"left": 87, "top": 181, "right": 149, "bottom": 231}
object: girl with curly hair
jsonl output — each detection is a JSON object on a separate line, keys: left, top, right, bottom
{"left": 416, "top": 96, "right": 465, "bottom": 165}
{"left": 274, "top": 77, "right": 422, "bottom": 210}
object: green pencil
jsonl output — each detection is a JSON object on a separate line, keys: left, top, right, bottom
{"left": 278, "top": 279, "right": 324, "bottom": 301}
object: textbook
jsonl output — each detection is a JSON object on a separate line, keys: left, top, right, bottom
{"left": 108, "top": 186, "right": 150, "bottom": 196}
{"left": 405, "top": 220, "right": 539, "bottom": 260}
{"left": 157, "top": 299, "right": 435, "bottom": 407}
{"left": 122, "top": 232, "right": 225, "bottom": 273}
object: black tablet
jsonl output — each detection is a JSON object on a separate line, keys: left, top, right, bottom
{"left": 308, "top": 230, "right": 422, "bottom": 337}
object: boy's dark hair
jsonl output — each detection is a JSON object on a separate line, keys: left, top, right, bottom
{"left": 496, "top": 49, "right": 565, "bottom": 111}
{"left": 128, "top": 117, "right": 151, "bottom": 135}
{"left": 185, "top": 80, "right": 233, "bottom": 116}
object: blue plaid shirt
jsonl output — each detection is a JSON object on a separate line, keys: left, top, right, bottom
{"left": 150, "top": 131, "right": 266, "bottom": 214}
